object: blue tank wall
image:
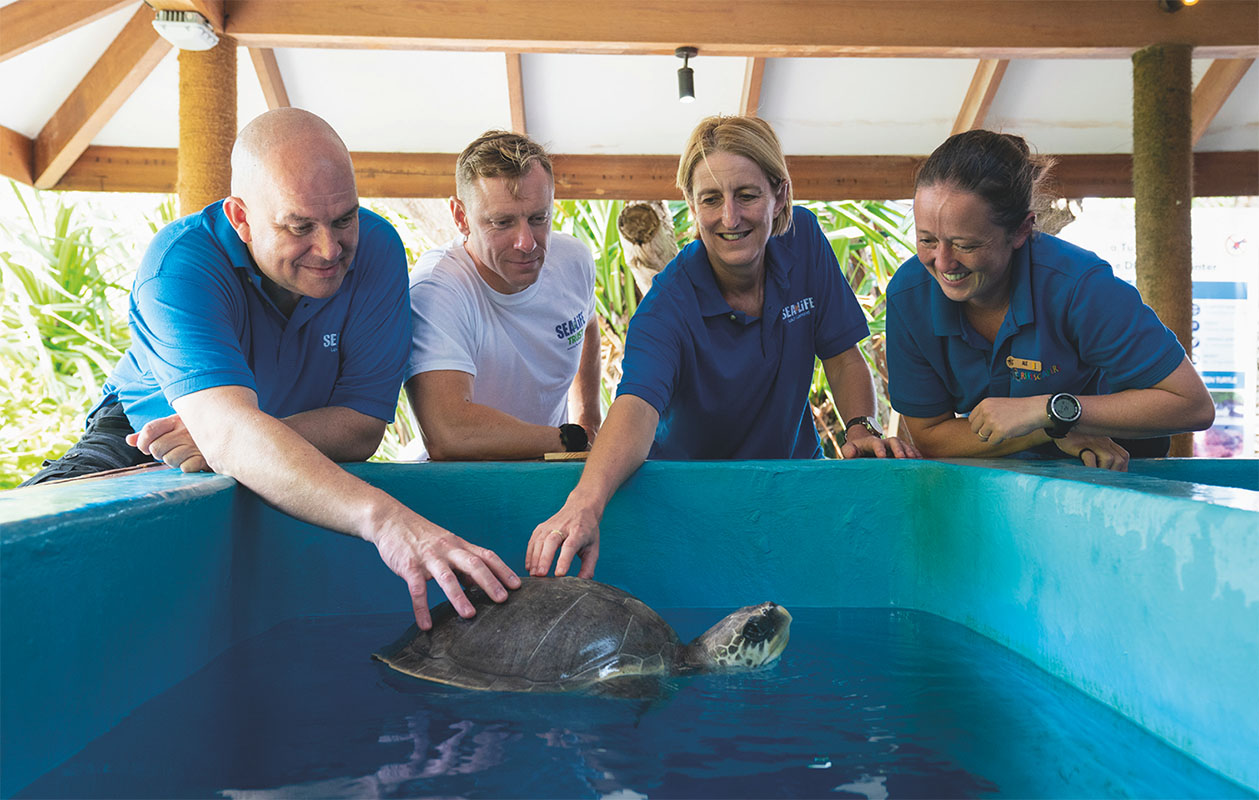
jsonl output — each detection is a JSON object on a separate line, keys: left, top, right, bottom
{"left": 1, "top": 459, "right": 1256, "bottom": 795}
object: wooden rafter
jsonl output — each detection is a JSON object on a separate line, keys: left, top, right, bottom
{"left": 32, "top": 4, "right": 171, "bottom": 189}
{"left": 43, "top": 143, "right": 1258, "bottom": 200}
{"left": 221, "top": 0, "right": 1258, "bottom": 57}
{"left": 740, "top": 57, "right": 766, "bottom": 117}
{"left": 248, "top": 48, "right": 291, "bottom": 109}
{"left": 147, "top": 0, "right": 225, "bottom": 32}
{"left": 1191, "top": 58, "right": 1255, "bottom": 146}
{"left": 506, "top": 53, "right": 528, "bottom": 134}
{"left": 0, "top": 0, "right": 134, "bottom": 63}
{"left": 0, "top": 124, "right": 34, "bottom": 185}
{"left": 952, "top": 59, "right": 1009, "bottom": 135}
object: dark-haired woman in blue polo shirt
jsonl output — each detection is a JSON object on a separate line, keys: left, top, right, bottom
{"left": 886, "top": 130, "right": 1214, "bottom": 471}
{"left": 526, "top": 115, "right": 918, "bottom": 579}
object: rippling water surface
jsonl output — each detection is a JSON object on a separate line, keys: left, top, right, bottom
{"left": 18, "top": 608, "right": 1253, "bottom": 799}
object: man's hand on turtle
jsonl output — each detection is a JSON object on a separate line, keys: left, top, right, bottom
{"left": 372, "top": 514, "right": 520, "bottom": 630}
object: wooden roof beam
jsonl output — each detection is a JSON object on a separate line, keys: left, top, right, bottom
{"left": 506, "top": 53, "right": 528, "bottom": 134}
{"left": 52, "top": 147, "right": 1259, "bottom": 200}
{"left": 1191, "top": 58, "right": 1255, "bottom": 147}
{"left": 740, "top": 57, "right": 766, "bottom": 117}
{"left": 1, "top": 125, "right": 34, "bottom": 185}
{"left": 32, "top": 4, "right": 171, "bottom": 189}
{"left": 0, "top": 0, "right": 134, "bottom": 63}
{"left": 222, "top": 0, "right": 1258, "bottom": 58}
{"left": 952, "top": 59, "right": 1009, "bottom": 135}
{"left": 248, "top": 48, "right": 291, "bottom": 109}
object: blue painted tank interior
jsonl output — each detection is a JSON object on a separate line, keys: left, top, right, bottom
{"left": 2, "top": 458, "right": 1256, "bottom": 795}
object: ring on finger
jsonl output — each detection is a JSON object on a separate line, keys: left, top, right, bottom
{"left": 978, "top": 433, "right": 989, "bottom": 441}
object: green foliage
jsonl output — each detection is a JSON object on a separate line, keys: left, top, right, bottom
{"left": 0, "top": 182, "right": 158, "bottom": 487}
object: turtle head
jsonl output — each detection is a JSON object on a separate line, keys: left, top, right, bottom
{"left": 684, "top": 602, "right": 792, "bottom": 671}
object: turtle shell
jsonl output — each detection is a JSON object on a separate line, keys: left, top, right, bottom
{"left": 373, "top": 576, "right": 681, "bottom": 692}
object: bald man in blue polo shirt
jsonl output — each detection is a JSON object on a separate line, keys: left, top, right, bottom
{"left": 21, "top": 109, "right": 518, "bottom": 629}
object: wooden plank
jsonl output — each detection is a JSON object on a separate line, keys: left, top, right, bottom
{"left": 148, "top": 0, "right": 225, "bottom": 32}
{"left": 951, "top": 59, "right": 1009, "bottom": 135}
{"left": 51, "top": 147, "right": 1259, "bottom": 200}
{"left": 506, "top": 52, "right": 528, "bottom": 134}
{"left": 32, "top": 5, "right": 171, "bottom": 188}
{"left": 740, "top": 57, "right": 766, "bottom": 117}
{"left": 1191, "top": 58, "right": 1255, "bottom": 146}
{"left": 248, "top": 47, "right": 291, "bottom": 108}
{"left": 0, "top": 125, "right": 34, "bottom": 185}
{"left": 0, "top": 0, "right": 133, "bottom": 62}
{"left": 222, "top": 0, "right": 1258, "bottom": 57}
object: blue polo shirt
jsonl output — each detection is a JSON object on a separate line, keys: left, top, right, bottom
{"left": 885, "top": 232, "right": 1184, "bottom": 420}
{"left": 99, "top": 201, "right": 409, "bottom": 429}
{"left": 617, "top": 205, "right": 869, "bottom": 459}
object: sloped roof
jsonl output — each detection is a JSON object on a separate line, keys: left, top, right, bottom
{"left": 1, "top": 0, "right": 1256, "bottom": 199}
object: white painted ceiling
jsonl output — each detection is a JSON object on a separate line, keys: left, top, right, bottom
{"left": 2, "top": 2, "right": 1256, "bottom": 161}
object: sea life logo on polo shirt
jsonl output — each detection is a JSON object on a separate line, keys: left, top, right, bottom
{"left": 322, "top": 333, "right": 339, "bottom": 352}
{"left": 555, "top": 311, "right": 586, "bottom": 349}
{"left": 781, "top": 296, "right": 816, "bottom": 324}
{"left": 1006, "top": 355, "right": 1059, "bottom": 382}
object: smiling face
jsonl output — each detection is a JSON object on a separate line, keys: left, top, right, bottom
{"left": 224, "top": 116, "right": 359, "bottom": 315}
{"left": 912, "top": 183, "right": 1033, "bottom": 310}
{"left": 687, "top": 150, "right": 787, "bottom": 282}
{"left": 453, "top": 163, "right": 554, "bottom": 294}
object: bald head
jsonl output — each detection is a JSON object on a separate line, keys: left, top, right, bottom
{"left": 231, "top": 108, "right": 356, "bottom": 203}
{"left": 222, "top": 109, "right": 361, "bottom": 313}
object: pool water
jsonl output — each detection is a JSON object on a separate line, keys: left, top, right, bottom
{"left": 17, "top": 608, "right": 1252, "bottom": 799}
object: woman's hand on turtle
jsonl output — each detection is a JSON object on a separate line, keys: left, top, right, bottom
{"left": 1055, "top": 432, "right": 1129, "bottom": 471}
{"left": 968, "top": 396, "right": 1046, "bottom": 445}
{"left": 372, "top": 513, "right": 521, "bottom": 630}
{"left": 527, "top": 503, "right": 600, "bottom": 579}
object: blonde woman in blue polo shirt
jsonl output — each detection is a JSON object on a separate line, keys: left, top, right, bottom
{"left": 885, "top": 130, "right": 1214, "bottom": 472}
{"left": 526, "top": 115, "right": 918, "bottom": 579}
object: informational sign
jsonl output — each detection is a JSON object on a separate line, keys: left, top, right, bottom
{"left": 1059, "top": 201, "right": 1258, "bottom": 457}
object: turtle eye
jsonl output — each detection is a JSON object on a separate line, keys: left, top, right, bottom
{"left": 742, "top": 616, "right": 772, "bottom": 643}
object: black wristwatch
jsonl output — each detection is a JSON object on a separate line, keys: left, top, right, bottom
{"left": 558, "top": 423, "right": 589, "bottom": 452}
{"left": 1045, "top": 393, "right": 1082, "bottom": 439}
{"left": 844, "top": 416, "right": 884, "bottom": 439}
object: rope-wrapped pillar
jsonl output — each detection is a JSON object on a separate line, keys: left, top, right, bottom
{"left": 1132, "top": 43, "right": 1195, "bottom": 457}
{"left": 177, "top": 38, "right": 236, "bottom": 216}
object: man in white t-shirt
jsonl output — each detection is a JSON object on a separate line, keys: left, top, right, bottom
{"left": 405, "top": 131, "right": 602, "bottom": 460}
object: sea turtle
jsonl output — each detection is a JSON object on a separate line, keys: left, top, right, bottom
{"left": 372, "top": 576, "right": 791, "bottom": 694}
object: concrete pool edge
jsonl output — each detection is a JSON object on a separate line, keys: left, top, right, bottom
{"left": 2, "top": 459, "right": 1256, "bottom": 795}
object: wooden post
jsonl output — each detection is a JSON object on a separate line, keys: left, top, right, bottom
{"left": 177, "top": 37, "right": 236, "bottom": 216}
{"left": 1132, "top": 43, "right": 1195, "bottom": 457}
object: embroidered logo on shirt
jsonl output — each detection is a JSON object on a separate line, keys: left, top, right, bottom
{"left": 1011, "top": 363, "right": 1060, "bottom": 382}
{"left": 781, "top": 296, "right": 816, "bottom": 323}
{"left": 322, "top": 333, "right": 339, "bottom": 352}
{"left": 555, "top": 311, "right": 586, "bottom": 348}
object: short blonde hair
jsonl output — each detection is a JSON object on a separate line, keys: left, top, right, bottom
{"left": 676, "top": 115, "right": 793, "bottom": 237}
{"left": 455, "top": 130, "right": 553, "bottom": 198}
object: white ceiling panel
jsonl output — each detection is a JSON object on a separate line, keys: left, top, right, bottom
{"left": 759, "top": 58, "right": 979, "bottom": 156}
{"left": 523, "top": 53, "right": 747, "bottom": 154}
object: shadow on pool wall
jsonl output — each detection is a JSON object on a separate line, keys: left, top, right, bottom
{"left": 1, "top": 458, "right": 1256, "bottom": 796}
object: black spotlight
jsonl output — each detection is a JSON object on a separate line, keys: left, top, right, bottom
{"left": 676, "top": 46, "right": 697, "bottom": 103}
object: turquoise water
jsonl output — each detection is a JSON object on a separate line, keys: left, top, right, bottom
{"left": 16, "top": 608, "right": 1252, "bottom": 799}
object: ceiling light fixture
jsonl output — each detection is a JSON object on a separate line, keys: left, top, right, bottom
{"left": 1157, "top": 0, "right": 1198, "bottom": 11}
{"left": 676, "top": 47, "right": 698, "bottom": 103}
{"left": 151, "top": 10, "right": 219, "bottom": 51}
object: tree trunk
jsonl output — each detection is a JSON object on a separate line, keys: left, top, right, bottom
{"left": 617, "top": 200, "right": 677, "bottom": 297}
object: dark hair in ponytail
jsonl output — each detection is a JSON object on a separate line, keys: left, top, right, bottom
{"left": 914, "top": 130, "right": 1054, "bottom": 233}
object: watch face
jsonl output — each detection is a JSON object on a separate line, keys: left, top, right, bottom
{"left": 1052, "top": 394, "right": 1081, "bottom": 421}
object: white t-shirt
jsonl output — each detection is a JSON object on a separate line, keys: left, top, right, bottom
{"left": 406, "top": 232, "right": 597, "bottom": 455}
